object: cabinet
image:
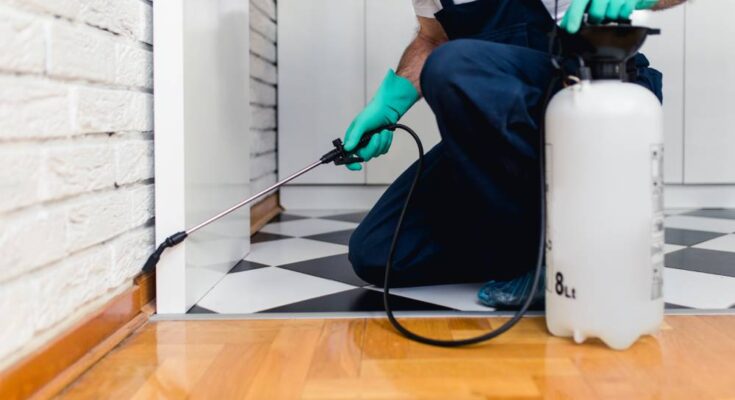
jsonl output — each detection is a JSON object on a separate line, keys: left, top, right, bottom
{"left": 365, "top": 0, "right": 442, "bottom": 184}
{"left": 636, "top": 2, "right": 735, "bottom": 184}
{"left": 278, "top": 0, "right": 366, "bottom": 184}
{"left": 633, "top": 7, "right": 685, "bottom": 184}
{"left": 278, "top": 1, "right": 735, "bottom": 208}
{"left": 683, "top": 0, "right": 735, "bottom": 183}
{"left": 278, "top": 0, "right": 440, "bottom": 187}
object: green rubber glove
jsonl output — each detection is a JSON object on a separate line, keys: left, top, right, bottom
{"left": 560, "top": 0, "right": 660, "bottom": 34}
{"left": 636, "top": 0, "right": 659, "bottom": 9}
{"left": 343, "top": 69, "right": 420, "bottom": 171}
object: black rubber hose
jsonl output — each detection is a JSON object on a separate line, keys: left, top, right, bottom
{"left": 141, "top": 231, "right": 188, "bottom": 273}
{"left": 380, "top": 0, "right": 563, "bottom": 347}
{"left": 379, "top": 123, "right": 546, "bottom": 347}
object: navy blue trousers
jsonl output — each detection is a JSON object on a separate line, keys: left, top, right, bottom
{"left": 349, "top": 39, "right": 663, "bottom": 287}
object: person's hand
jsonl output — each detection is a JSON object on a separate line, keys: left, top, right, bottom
{"left": 560, "top": 0, "right": 660, "bottom": 34}
{"left": 343, "top": 70, "right": 419, "bottom": 171}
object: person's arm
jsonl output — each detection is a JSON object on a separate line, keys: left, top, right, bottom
{"left": 396, "top": 17, "right": 449, "bottom": 95}
{"left": 341, "top": 16, "right": 447, "bottom": 169}
{"left": 651, "top": 0, "right": 686, "bottom": 10}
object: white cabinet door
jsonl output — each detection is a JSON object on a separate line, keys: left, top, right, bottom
{"left": 278, "top": 0, "right": 366, "bottom": 184}
{"left": 365, "top": 0, "right": 442, "bottom": 184}
{"left": 684, "top": 0, "right": 735, "bottom": 183}
{"left": 633, "top": 7, "right": 685, "bottom": 184}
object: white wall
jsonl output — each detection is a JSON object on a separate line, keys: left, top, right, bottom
{"left": 0, "top": 0, "right": 153, "bottom": 369}
{"left": 0, "top": 0, "right": 276, "bottom": 364}
{"left": 249, "top": 0, "right": 278, "bottom": 194}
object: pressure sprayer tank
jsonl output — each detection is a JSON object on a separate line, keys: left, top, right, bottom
{"left": 544, "top": 24, "right": 664, "bottom": 350}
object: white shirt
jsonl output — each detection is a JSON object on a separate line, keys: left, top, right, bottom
{"left": 412, "top": 0, "right": 571, "bottom": 21}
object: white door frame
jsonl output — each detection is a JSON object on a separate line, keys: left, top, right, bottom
{"left": 153, "top": 1, "right": 251, "bottom": 314}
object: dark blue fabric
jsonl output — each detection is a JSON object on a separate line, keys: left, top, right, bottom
{"left": 435, "top": 0, "right": 555, "bottom": 51}
{"left": 348, "top": 0, "right": 663, "bottom": 287}
{"left": 439, "top": 0, "right": 454, "bottom": 8}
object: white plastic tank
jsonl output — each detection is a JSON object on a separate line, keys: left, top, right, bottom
{"left": 544, "top": 77, "right": 665, "bottom": 350}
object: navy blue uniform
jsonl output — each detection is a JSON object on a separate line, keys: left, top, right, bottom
{"left": 349, "top": 0, "right": 663, "bottom": 287}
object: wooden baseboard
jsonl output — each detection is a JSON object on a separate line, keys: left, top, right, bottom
{"left": 32, "top": 312, "right": 149, "bottom": 400}
{"left": 134, "top": 270, "right": 156, "bottom": 309}
{"left": 0, "top": 272, "right": 156, "bottom": 400}
{"left": 250, "top": 192, "right": 283, "bottom": 235}
{"left": 0, "top": 192, "right": 278, "bottom": 398}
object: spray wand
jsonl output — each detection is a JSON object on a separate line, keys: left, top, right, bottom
{"left": 141, "top": 125, "right": 399, "bottom": 273}
{"left": 142, "top": 115, "right": 544, "bottom": 348}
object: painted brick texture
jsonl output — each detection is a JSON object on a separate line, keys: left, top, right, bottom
{"left": 250, "top": 0, "right": 278, "bottom": 194}
{"left": 0, "top": 0, "right": 154, "bottom": 369}
{"left": 0, "top": 0, "right": 279, "bottom": 369}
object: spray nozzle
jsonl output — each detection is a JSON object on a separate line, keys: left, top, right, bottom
{"left": 558, "top": 23, "right": 660, "bottom": 80}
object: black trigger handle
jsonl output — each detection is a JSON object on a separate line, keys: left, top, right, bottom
{"left": 320, "top": 125, "right": 398, "bottom": 166}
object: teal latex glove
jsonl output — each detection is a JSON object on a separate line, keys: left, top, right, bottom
{"left": 560, "top": 0, "right": 660, "bottom": 34}
{"left": 343, "top": 69, "right": 420, "bottom": 171}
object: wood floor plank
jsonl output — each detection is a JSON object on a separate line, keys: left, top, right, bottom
{"left": 130, "top": 357, "right": 217, "bottom": 400}
{"left": 57, "top": 316, "right": 735, "bottom": 399}
{"left": 306, "top": 319, "right": 366, "bottom": 380}
{"left": 244, "top": 320, "right": 325, "bottom": 399}
{"left": 532, "top": 375, "right": 599, "bottom": 399}
{"left": 301, "top": 377, "right": 541, "bottom": 399}
{"left": 360, "top": 358, "right": 578, "bottom": 380}
{"left": 188, "top": 343, "right": 272, "bottom": 399}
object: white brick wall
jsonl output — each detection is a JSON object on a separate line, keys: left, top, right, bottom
{"left": 0, "top": 0, "right": 279, "bottom": 369}
{"left": 250, "top": 0, "right": 278, "bottom": 194}
{"left": 0, "top": 0, "right": 154, "bottom": 369}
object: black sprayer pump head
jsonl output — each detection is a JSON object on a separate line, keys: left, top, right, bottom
{"left": 559, "top": 21, "right": 660, "bottom": 81}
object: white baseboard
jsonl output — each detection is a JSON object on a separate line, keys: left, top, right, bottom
{"left": 665, "top": 184, "right": 735, "bottom": 209}
{"left": 281, "top": 185, "right": 388, "bottom": 210}
{"left": 281, "top": 184, "right": 735, "bottom": 211}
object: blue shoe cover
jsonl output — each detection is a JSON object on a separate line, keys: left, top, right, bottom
{"left": 477, "top": 268, "right": 546, "bottom": 308}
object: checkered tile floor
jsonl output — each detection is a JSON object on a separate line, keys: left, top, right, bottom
{"left": 188, "top": 208, "right": 735, "bottom": 315}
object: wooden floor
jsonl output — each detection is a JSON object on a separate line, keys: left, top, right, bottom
{"left": 58, "top": 316, "right": 735, "bottom": 399}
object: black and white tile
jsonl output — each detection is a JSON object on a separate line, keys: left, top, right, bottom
{"left": 190, "top": 209, "right": 735, "bottom": 314}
